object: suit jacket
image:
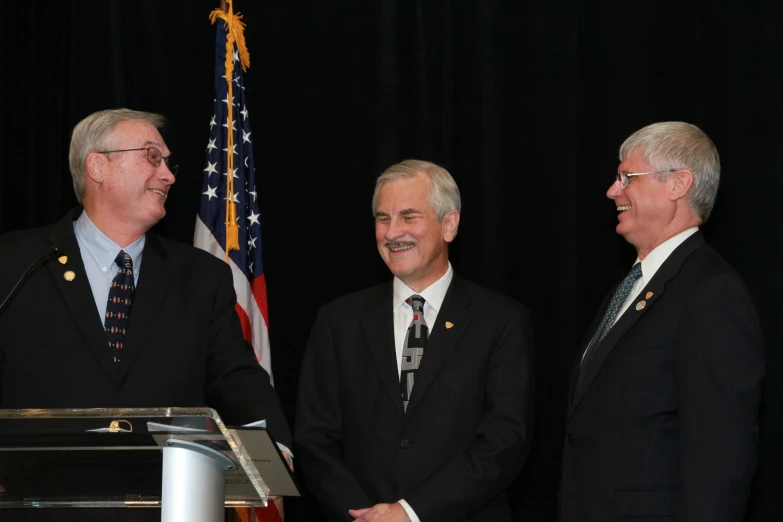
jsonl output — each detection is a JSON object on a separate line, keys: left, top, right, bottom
{"left": 295, "top": 274, "right": 534, "bottom": 522}
{"left": 560, "top": 232, "right": 764, "bottom": 522}
{"left": 0, "top": 209, "right": 291, "bottom": 440}
{"left": 0, "top": 209, "right": 292, "bottom": 520}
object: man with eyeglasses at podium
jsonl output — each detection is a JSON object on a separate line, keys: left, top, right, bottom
{"left": 0, "top": 108, "right": 292, "bottom": 522}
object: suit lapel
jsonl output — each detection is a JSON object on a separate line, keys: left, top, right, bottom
{"left": 568, "top": 232, "right": 707, "bottom": 417}
{"left": 46, "top": 209, "right": 120, "bottom": 383}
{"left": 405, "top": 276, "right": 474, "bottom": 418}
{"left": 567, "top": 290, "right": 612, "bottom": 403}
{"left": 360, "top": 284, "right": 404, "bottom": 417}
{"left": 118, "top": 234, "right": 173, "bottom": 382}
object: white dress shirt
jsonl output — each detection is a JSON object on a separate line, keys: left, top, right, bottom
{"left": 614, "top": 227, "right": 699, "bottom": 323}
{"left": 392, "top": 262, "right": 454, "bottom": 377}
{"left": 390, "top": 262, "right": 454, "bottom": 522}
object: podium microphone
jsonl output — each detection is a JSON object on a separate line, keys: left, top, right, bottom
{"left": 0, "top": 245, "right": 60, "bottom": 319}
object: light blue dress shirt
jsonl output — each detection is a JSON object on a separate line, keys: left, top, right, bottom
{"left": 73, "top": 211, "right": 145, "bottom": 326}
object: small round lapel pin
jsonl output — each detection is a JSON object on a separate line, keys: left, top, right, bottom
{"left": 64, "top": 271, "right": 76, "bottom": 282}
{"left": 635, "top": 300, "right": 646, "bottom": 311}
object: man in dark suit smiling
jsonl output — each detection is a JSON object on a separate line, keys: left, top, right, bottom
{"left": 0, "top": 108, "right": 291, "bottom": 521}
{"left": 560, "top": 122, "right": 764, "bottom": 522}
{"left": 295, "top": 159, "right": 534, "bottom": 522}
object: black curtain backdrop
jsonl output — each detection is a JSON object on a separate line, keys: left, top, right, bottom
{"left": 2, "top": 1, "right": 781, "bottom": 520}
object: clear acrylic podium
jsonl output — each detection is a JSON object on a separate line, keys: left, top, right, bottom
{"left": 0, "top": 407, "right": 299, "bottom": 522}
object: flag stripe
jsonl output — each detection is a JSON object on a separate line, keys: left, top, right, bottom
{"left": 251, "top": 273, "right": 270, "bottom": 328}
{"left": 235, "top": 303, "right": 252, "bottom": 345}
{"left": 255, "top": 502, "right": 283, "bottom": 522}
{"left": 195, "top": 217, "right": 272, "bottom": 380}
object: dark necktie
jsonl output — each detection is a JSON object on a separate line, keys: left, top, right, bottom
{"left": 575, "top": 262, "right": 643, "bottom": 394}
{"left": 401, "top": 295, "right": 428, "bottom": 412}
{"left": 105, "top": 250, "right": 135, "bottom": 364}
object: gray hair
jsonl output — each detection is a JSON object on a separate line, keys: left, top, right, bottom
{"left": 69, "top": 108, "right": 165, "bottom": 203}
{"left": 619, "top": 121, "right": 720, "bottom": 222}
{"left": 372, "top": 159, "right": 461, "bottom": 221}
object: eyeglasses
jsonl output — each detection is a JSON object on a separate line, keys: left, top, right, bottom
{"left": 616, "top": 169, "right": 676, "bottom": 189}
{"left": 98, "top": 147, "right": 178, "bottom": 176}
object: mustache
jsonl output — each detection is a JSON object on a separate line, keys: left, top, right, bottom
{"left": 385, "top": 240, "right": 417, "bottom": 249}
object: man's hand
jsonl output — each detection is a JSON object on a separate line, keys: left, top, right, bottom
{"left": 349, "top": 502, "right": 411, "bottom": 522}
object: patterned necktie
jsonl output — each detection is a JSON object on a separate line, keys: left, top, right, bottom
{"left": 575, "top": 262, "right": 643, "bottom": 393}
{"left": 401, "top": 295, "right": 428, "bottom": 412}
{"left": 105, "top": 250, "right": 135, "bottom": 364}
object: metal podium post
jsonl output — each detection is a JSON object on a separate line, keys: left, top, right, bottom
{"left": 161, "top": 439, "right": 237, "bottom": 522}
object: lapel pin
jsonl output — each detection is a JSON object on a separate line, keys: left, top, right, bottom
{"left": 635, "top": 300, "right": 646, "bottom": 311}
{"left": 445, "top": 321, "right": 454, "bottom": 329}
{"left": 58, "top": 256, "right": 68, "bottom": 265}
{"left": 64, "top": 271, "right": 76, "bottom": 282}
{"left": 645, "top": 291, "right": 653, "bottom": 299}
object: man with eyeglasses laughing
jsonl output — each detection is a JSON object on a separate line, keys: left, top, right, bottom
{"left": 559, "top": 122, "right": 764, "bottom": 522}
{"left": 0, "top": 109, "right": 291, "bottom": 521}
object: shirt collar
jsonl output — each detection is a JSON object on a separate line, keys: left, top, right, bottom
{"left": 637, "top": 227, "right": 699, "bottom": 282}
{"left": 74, "top": 211, "right": 145, "bottom": 275}
{"left": 392, "top": 262, "right": 454, "bottom": 313}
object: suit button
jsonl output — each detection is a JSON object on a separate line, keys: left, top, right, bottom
{"left": 566, "top": 433, "right": 574, "bottom": 442}
{"left": 400, "top": 439, "right": 410, "bottom": 448}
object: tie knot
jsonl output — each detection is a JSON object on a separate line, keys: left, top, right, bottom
{"left": 616, "top": 262, "right": 643, "bottom": 295}
{"left": 407, "top": 294, "right": 425, "bottom": 312}
{"left": 627, "top": 262, "right": 643, "bottom": 282}
{"left": 115, "top": 251, "right": 133, "bottom": 269}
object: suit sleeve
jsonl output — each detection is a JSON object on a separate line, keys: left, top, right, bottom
{"left": 204, "top": 263, "right": 292, "bottom": 448}
{"left": 404, "top": 305, "right": 535, "bottom": 521}
{"left": 675, "top": 273, "right": 764, "bottom": 522}
{"left": 295, "top": 305, "right": 373, "bottom": 521}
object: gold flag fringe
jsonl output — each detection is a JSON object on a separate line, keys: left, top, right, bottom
{"left": 236, "top": 508, "right": 251, "bottom": 522}
{"left": 210, "top": 0, "right": 251, "bottom": 255}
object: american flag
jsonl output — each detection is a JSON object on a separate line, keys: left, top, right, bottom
{"left": 193, "top": 13, "right": 281, "bottom": 522}
{"left": 194, "top": 17, "right": 272, "bottom": 379}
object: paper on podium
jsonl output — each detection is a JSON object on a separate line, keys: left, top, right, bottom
{"left": 147, "top": 421, "right": 298, "bottom": 498}
{"left": 226, "top": 427, "right": 298, "bottom": 496}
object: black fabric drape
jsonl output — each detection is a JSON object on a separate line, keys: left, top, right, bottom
{"left": 1, "top": 1, "right": 780, "bottom": 520}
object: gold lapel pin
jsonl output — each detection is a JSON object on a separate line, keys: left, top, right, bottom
{"left": 635, "top": 300, "right": 646, "bottom": 311}
{"left": 64, "top": 271, "right": 76, "bottom": 282}
{"left": 445, "top": 321, "right": 454, "bottom": 329}
{"left": 58, "top": 256, "right": 68, "bottom": 265}
{"left": 645, "top": 291, "right": 654, "bottom": 299}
